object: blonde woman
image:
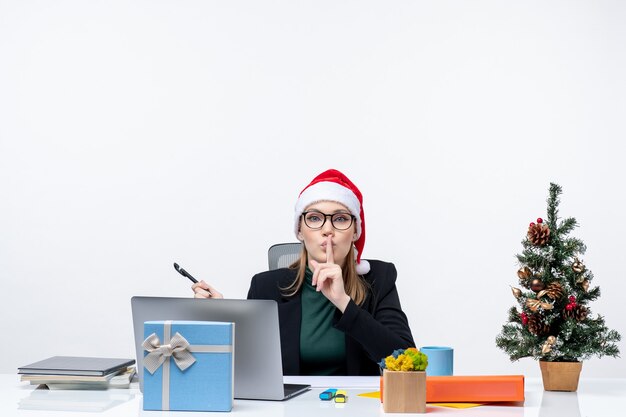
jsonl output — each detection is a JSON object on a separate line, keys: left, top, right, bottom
{"left": 193, "top": 169, "right": 414, "bottom": 375}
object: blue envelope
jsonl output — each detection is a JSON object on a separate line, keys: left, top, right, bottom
{"left": 143, "top": 320, "right": 234, "bottom": 412}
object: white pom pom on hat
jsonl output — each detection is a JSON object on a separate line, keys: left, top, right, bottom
{"left": 294, "top": 169, "right": 370, "bottom": 275}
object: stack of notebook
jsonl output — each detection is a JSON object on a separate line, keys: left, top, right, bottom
{"left": 18, "top": 356, "right": 136, "bottom": 390}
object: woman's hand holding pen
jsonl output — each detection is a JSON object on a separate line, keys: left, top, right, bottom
{"left": 175, "top": 262, "right": 224, "bottom": 299}
{"left": 192, "top": 281, "right": 223, "bottom": 299}
{"left": 310, "top": 235, "right": 351, "bottom": 313}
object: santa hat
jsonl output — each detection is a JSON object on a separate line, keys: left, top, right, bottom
{"left": 294, "top": 169, "right": 370, "bottom": 275}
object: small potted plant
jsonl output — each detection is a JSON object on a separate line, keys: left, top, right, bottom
{"left": 496, "top": 183, "right": 621, "bottom": 391}
{"left": 379, "top": 348, "right": 428, "bottom": 413}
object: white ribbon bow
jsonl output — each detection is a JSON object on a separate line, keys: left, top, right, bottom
{"left": 142, "top": 332, "right": 196, "bottom": 374}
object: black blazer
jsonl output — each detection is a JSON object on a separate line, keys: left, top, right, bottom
{"left": 247, "top": 260, "right": 415, "bottom": 375}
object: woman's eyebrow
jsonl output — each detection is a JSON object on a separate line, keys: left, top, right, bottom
{"left": 307, "top": 208, "right": 351, "bottom": 214}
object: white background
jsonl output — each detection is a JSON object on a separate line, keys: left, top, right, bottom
{"left": 1, "top": 0, "right": 624, "bottom": 377}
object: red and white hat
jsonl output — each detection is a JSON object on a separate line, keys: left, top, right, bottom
{"left": 294, "top": 169, "right": 370, "bottom": 275}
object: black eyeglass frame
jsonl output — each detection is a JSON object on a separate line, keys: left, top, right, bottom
{"left": 301, "top": 210, "right": 356, "bottom": 231}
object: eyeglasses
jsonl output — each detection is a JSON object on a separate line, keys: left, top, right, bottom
{"left": 301, "top": 210, "right": 355, "bottom": 231}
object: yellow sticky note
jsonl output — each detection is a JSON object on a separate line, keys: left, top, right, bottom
{"left": 358, "top": 391, "right": 381, "bottom": 399}
{"left": 430, "top": 403, "right": 485, "bottom": 409}
{"left": 356, "top": 391, "right": 484, "bottom": 409}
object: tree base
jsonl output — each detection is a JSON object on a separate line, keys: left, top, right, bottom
{"left": 539, "top": 360, "right": 582, "bottom": 392}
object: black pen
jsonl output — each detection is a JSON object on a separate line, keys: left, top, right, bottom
{"left": 174, "top": 262, "right": 212, "bottom": 297}
{"left": 173, "top": 262, "right": 198, "bottom": 283}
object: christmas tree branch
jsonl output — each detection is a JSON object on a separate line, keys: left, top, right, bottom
{"left": 546, "top": 183, "right": 562, "bottom": 228}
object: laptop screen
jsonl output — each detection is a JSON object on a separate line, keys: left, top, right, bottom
{"left": 131, "top": 296, "right": 303, "bottom": 400}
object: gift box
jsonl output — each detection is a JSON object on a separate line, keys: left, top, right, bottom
{"left": 142, "top": 320, "right": 234, "bottom": 412}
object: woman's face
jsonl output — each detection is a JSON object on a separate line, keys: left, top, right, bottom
{"left": 297, "top": 200, "right": 357, "bottom": 268}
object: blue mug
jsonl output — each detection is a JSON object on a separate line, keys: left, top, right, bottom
{"left": 421, "top": 346, "right": 453, "bottom": 376}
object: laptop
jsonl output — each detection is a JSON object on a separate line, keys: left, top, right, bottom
{"left": 131, "top": 296, "right": 310, "bottom": 401}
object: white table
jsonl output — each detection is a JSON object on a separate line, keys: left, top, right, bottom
{"left": 2, "top": 374, "right": 625, "bottom": 417}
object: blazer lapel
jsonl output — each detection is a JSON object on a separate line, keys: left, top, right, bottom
{"left": 277, "top": 293, "right": 302, "bottom": 375}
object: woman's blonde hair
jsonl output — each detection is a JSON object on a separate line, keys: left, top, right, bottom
{"left": 281, "top": 244, "right": 369, "bottom": 306}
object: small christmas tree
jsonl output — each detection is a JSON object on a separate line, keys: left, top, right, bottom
{"left": 496, "top": 183, "right": 620, "bottom": 362}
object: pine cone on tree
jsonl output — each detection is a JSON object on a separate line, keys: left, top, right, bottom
{"left": 563, "top": 305, "right": 589, "bottom": 321}
{"left": 528, "top": 223, "right": 550, "bottom": 246}
{"left": 543, "top": 282, "right": 564, "bottom": 300}
{"left": 527, "top": 314, "right": 550, "bottom": 335}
